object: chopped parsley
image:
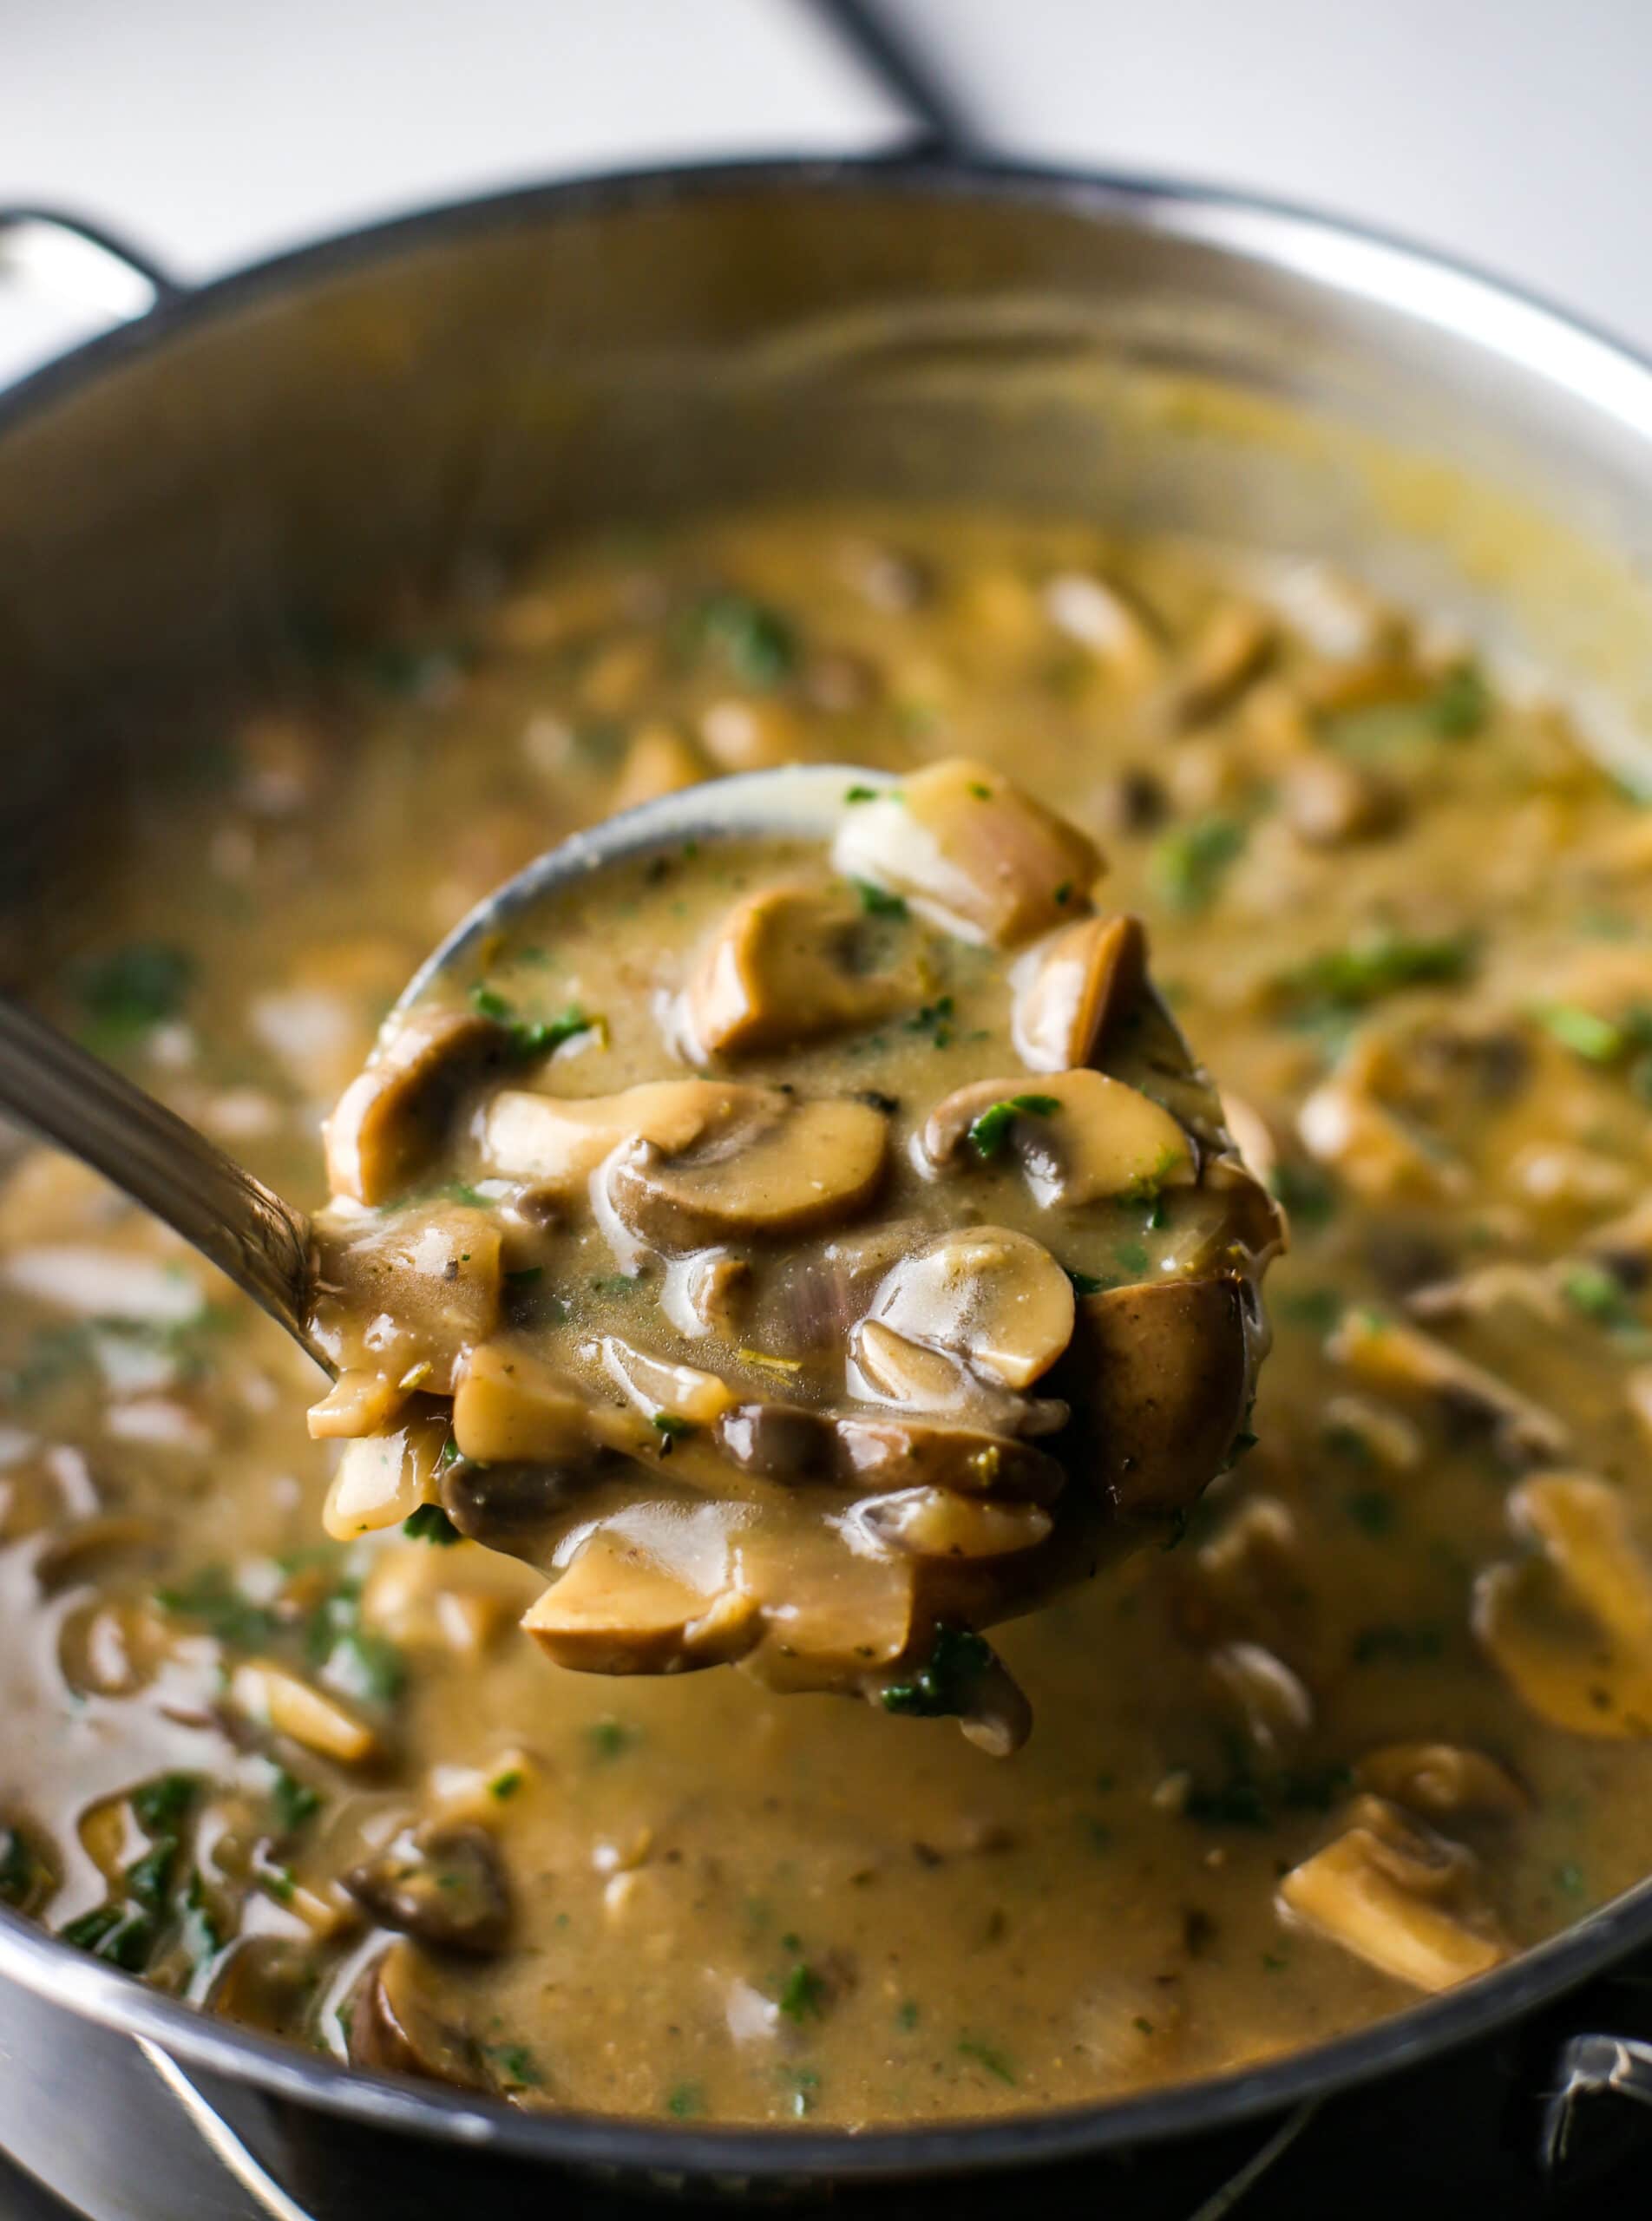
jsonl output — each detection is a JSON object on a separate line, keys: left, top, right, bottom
{"left": 904, "top": 995, "right": 955, "bottom": 1046}
{"left": 1275, "top": 928, "right": 1477, "bottom": 1018}
{"left": 1534, "top": 1001, "right": 1652, "bottom": 1066}
{"left": 130, "top": 1773, "right": 199, "bottom": 1836}
{"left": 73, "top": 942, "right": 193, "bottom": 1043}
{"left": 882, "top": 1625, "right": 991, "bottom": 1719}
{"left": 469, "top": 982, "right": 599, "bottom": 1059}
{"left": 957, "top": 2035, "right": 1016, "bottom": 2085}
{"left": 651, "top": 1412, "right": 695, "bottom": 1440}
{"left": 1147, "top": 815, "right": 1246, "bottom": 914}
{"left": 267, "top": 1765, "right": 323, "bottom": 1832}
{"left": 853, "top": 879, "right": 909, "bottom": 921}
{"left": 1065, "top": 1267, "right": 1105, "bottom": 1297}
{"left": 0, "top": 1826, "right": 41, "bottom": 1910}
{"left": 967, "top": 1093, "right": 1059, "bottom": 1160}
{"left": 1429, "top": 661, "right": 1490, "bottom": 737}
{"left": 666, "top": 2081, "right": 705, "bottom": 2119}
{"left": 1267, "top": 1162, "right": 1338, "bottom": 1227}
{"left": 776, "top": 1962, "right": 829, "bottom": 2021}
{"left": 490, "top": 1769, "right": 524, "bottom": 1802}
{"left": 402, "top": 1504, "right": 462, "bottom": 1546}
{"left": 1561, "top": 1263, "right": 1642, "bottom": 1334}
{"left": 154, "top": 1565, "right": 278, "bottom": 1651}
{"left": 585, "top": 1717, "right": 636, "bottom": 1762}
{"left": 484, "top": 2041, "right": 543, "bottom": 2090}
{"left": 843, "top": 784, "right": 880, "bottom": 803}
{"left": 693, "top": 592, "right": 797, "bottom": 687}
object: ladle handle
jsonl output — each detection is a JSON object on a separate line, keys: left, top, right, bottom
{"left": 0, "top": 995, "right": 318, "bottom": 1363}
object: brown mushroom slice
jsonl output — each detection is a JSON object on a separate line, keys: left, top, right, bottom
{"left": 324, "top": 1009, "right": 512, "bottom": 1205}
{"left": 309, "top": 1206, "right": 502, "bottom": 1392}
{"left": 866, "top": 1225, "right": 1075, "bottom": 1392}
{"left": 681, "top": 883, "right": 902, "bottom": 1057}
{"left": 1207, "top": 1640, "right": 1313, "bottom": 1756}
{"left": 1328, "top": 1308, "right": 1568, "bottom": 1465}
{"left": 1473, "top": 1472, "right": 1652, "bottom": 1737}
{"left": 858, "top": 1486, "right": 1052, "bottom": 1561}
{"left": 523, "top": 1523, "right": 760, "bottom": 1675}
{"left": 349, "top": 1941, "right": 488, "bottom": 2089}
{"left": 920, "top": 1069, "right": 1194, "bottom": 1209}
{"left": 830, "top": 757, "right": 1103, "bottom": 947}
{"left": 451, "top": 1341, "right": 607, "bottom": 1469}
{"left": 480, "top": 1077, "right": 777, "bottom": 1190}
{"left": 606, "top": 1096, "right": 888, "bottom": 1249}
{"left": 834, "top": 1413, "right": 1065, "bottom": 1504}
{"left": 232, "top": 1659, "right": 377, "bottom": 1766}
{"left": 307, "top": 1368, "right": 410, "bottom": 1443}
{"left": 1277, "top": 1801, "right": 1508, "bottom": 1993}
{"left": 1061, "top": 1276, "right": 1254, "bottom": 1516}
{"left": 1163, "top": 602, "right": 1275, "bottom": 731}
{"left": 1010, "top": 914, "right": 1148, "bottom": 1073}
{"left": 344, "top": 1824, "right": 511, "bottom": 1955}
{"left": 324, "top": 1408, "right": 451, "bottom": 1541}
{"left": 600, "top": 1337, "right": 738, "bottom": 1428}
{"left": 1354, "top": 1744, "right": 1529, "bottom": 1822}
{"left": 1297, "top": 1038, "right": 1469, "bottom": 1204}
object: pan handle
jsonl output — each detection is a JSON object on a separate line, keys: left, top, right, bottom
{"left": 0, "top": 205, "right": 184, "bottom": 324}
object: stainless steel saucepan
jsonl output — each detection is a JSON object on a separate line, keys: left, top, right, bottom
{"left": 4, "top": 142, "right": 1652, "bottom": 2218}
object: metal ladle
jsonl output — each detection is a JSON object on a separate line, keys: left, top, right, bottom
{"left": 0, "top": 764, "right": 891, "bottom": 1372}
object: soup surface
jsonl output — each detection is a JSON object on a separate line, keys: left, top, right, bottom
{"left": 3, "top": 504, "right": 1652, "bottom": 2125}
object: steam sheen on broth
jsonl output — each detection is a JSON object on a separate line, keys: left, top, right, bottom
{"left": 1, "top": 506, "right": 1649, "bottom": 2124}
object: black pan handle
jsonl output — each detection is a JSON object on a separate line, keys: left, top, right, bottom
{"left": 0, "top": 205, "right": 185, "bottom": 325}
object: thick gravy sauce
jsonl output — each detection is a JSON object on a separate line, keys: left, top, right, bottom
{"left": 2, "top": 506, "right": 1650, "bottom": 2122}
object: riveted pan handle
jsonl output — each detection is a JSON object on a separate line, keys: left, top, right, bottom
{"left": 0, "top": 204, "right": 184, "bottom": 324}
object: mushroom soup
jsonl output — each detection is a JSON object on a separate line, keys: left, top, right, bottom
{"left": 2, "top": 505, "right": 1651, "bottom": 2123}
{"left": 305, "top": 761, "right": 1277, "bottom": 1751}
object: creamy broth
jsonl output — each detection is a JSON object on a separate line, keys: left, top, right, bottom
{"left": 3, "top": 505, "right": 1651, "bottom": 2124}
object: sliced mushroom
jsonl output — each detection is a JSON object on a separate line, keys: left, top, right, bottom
{"left": 680, "top": 883, "right": 901, "bottom": 1057}
{"left": 606, "top": 1095, "right": 888, "bottom": 1249}
{"left": 324, "top": 1408, "right": 451, "bottom": 1541}
{"left": 522, "top": 1524, "right": 760, "bottom": 1675}
{"left": 451, "top": 1342, "right": 605, "bottom": 1469}
{"left": 232, "top": 1659, "right": 377, "bottom": 1766}
{"left": 600, "top": 1337, "right": 738, "bottom": 1428}
{"left": 307, "top": 1368, "right": 410, "bottom": 1443}
{"left": 1010, "top": 913, "right": 1147, "bottom": 1073}
{"left": 1207, "top": 1640, "right": 1312, "bottom": 1755}
{"left": 1474, "top": 1472, "right": 1652, "bottom": 1737}
{"left": 324, "top": 1009, "right": 512, "bottom": 1205}
{"left": 1354, "top": 1744, "right": 1528, "bottom": 1822}
{"left": 833, "top": 1413, "right": 1065, "bottom": 1504}
{"left": 1277, "top": 1798, "right": 1508, "bottom": 1992}
{"left": 920, "top": 1070, "right": 1194, "bottom": 1208}
{"left": 1279, "top": 756, "right": 1400, "bottom": 848}
{"left": 1297, "top": 1039, "right": 1469, "bottom": 1204}
{"left": 1162, "top": 603, "right": 1275, "bottom": 731}
{"left": 1060, "top": 1276, "right": 1253, "bottom": 1515}
{"left": 309, "top": 1206, "right": 502, "bottom": 1393}
{"left": 1328, "top": 1308, "right": 1567, "bottom": 1465}
{"left": 344, "top": 1824, "right": 511, "bottom": 1955}
{"left": 830, "top": 757, "right": 1102, "bottom": 947}
{"left": 864, "top": 1226, "right": 1075, "bottom": 1392}
{"left": 349, "top": 1940, "right": 488, "bottom": 2089}
{"left": 480, "top": 1077, "right": 771, "bottom": 1190}
{"left": 857, "top": 1486, "right": 1052, "bottom": 1561}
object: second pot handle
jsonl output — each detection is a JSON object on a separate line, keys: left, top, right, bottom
{"left": 0, "top": 205, "right": 184, "bottom": 326}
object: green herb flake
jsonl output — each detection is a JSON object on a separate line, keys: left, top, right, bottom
{"left": 154, "top": 1565, "right": 277, "bottom": 1652}
{"left": 489, "top": 1769, "right": 524, "bottom": 1803}
{"left": 904, "top": 995, "right": 955, "bottom": 1047}
{"left": 130, "top": 1772, "right": 199, "bottom": 1836}
{"left": 60, "top": 1903, "right": 157, "bottom": 1972}
{"left": 402, "top": 1503, "right": 462, "bottom": 1546}
{"left": 776, "top": 1962, "right": 829, "bottom": 2021}
{"left": 1147, "top": 816, "right": 1246, "bottom": 914}
{"left": 268, "top": 1765, "right": 323, "bottom": 1832}
{"left": 1532, "top": 1003, "right": 1629, "bottom": 1063}
{"left": 1065, "top": 1268, "right": 1105, "bottom": 1297}
{"left": 881, "top": 1625, "right": 991, "bottom": 1720}
{"left": 1562, "top": 1264, "right": 1640, "bottom": 1333}
{"left": 652, "top": 1412, "right": 695, "bottom": 1440}
{"left": 1556, "top": 1860, "right": 1588, "bottom": 1900}
{"left": 694, "top": 593, "right": 797, "bottom": 688}
{"left": 854, "top": 878, "right": 909, "bottom": 921}
{"left": 484, "top": 2041, "right": 543, "bottom": 2090}
{"left": 74, "top": 943, "right": 193, "bottom": 1040}
{"left": 967, "top": 1093, "right": 1059, "bottom": 1161}
{"left": 957, "top": 2036, "right": 1016, "bottom": 2086}
{"left": 1276, "top": 929, "right": 1477, "bottom": 1018}
{"left": 0, "top": 1826, "right": 40, "bottom": 1909}
{"left": 1429, "top": 662, "right": 1490, "bottom": 737}
{"left": 585, "top": 1717, "right": 637, "bottom": 1762}
{"left": 843, "top": 784, "right": 879, "bottom": 803}
{"left": 895, "top": 2000, "right": 921, "bottom": 2031}
{"left": 665, "top": 2081, "right": 705, "bottom": 2119}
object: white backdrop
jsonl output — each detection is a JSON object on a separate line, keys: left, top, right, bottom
{"left": 2, "top": 0, "right": 1649, "bottom": 374}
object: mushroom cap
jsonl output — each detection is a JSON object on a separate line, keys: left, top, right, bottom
{"left": 830, "top": 757, "right": 1103, "bottom": 947}
{"left": 309, "top": 1205, "right": 502, "bottom": 1393}
{"left": 681, "top": 882, "right": 901, "bottom": 1058}
{"left": 522, "top": 1524, "right": 760, "bottom": 1675}
{"left": 920, "top": 1068, "right": 1195, "bottom": 1209}
{"left": 324, "top": 1009, "right": 511, "bottom": 1205}
{"left": 1010, "top": 913, "right": 1148, "bottom": 1073}
{"left": 1277, "top": 1801, "right": 1507, "bottom": 1993}
{"left": 480, "top": 1077, "right": 776, "bottom": 1190}
{"left": 451, "top": 1340, "right": 605, "bottom": 1469}
{"left": 865, "top": 1224, "right": 1076, "bottom": 1392}
{"left": 606, "top": 1095, "right": 888, "bottom": 1248}
{"left": 344, "top": 1824, "right": 512, "bottom": 1956}
{"left": 324, "top": 1407, "right": 450, "bottom": 1541}
{"left": 834, "top": 1412, "right": 1066, "bottom": 1504}
{"left": 1473, "top": 1471, "right": 1652, "bottom": 1737}
{"left": 858, "top": 1485, "right": 1053, "bottom": 1561}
